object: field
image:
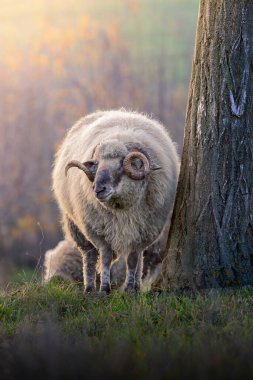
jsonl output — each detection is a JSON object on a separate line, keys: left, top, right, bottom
{"left": 4, "top": 2, "right": 250, "bottom": 378}
{"left": 1, "top": 280, "right": 253, "bottom": 378}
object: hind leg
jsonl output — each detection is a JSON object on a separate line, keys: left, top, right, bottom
{"left": 124, "top": 251, "right": 142, "bottom": 292}
{"left": 134, "top": 252, "right": 143, "bottom": 291}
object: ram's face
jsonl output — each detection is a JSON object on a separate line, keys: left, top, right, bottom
{"left": 65, "top": 141, "right": 161, "bottom": 210}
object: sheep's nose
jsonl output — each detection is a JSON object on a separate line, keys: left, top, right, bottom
{"left": 94, "top": 175, "right": 108, "bottom": 195}
{"left": 94, "top": 184, "right": 113, "bottom": 201}
{"left": 95, "top": 184, "right": 106, "bottom": 196}
{"left": 93, "top": 169, "right": 113, "bottom": 201}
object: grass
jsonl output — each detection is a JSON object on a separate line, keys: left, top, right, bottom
{"left": 1, "top": 281, "right": 253, "bottom": 378}
{"left": 7, "top": 267, "right": 35, "bottom": 284}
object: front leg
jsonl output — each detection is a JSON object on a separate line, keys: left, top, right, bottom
{"left": 82, "top": 246, "right": 99, "bottom": 292}
{"left": 67, "top": 217, "right": 98, "bottom": 292}
{"left": 134, "top": 252, "right": 143, "bottom": 291}
{"left": 124, "top": 251, "right": 142, "bottom": 292}
{"left": 99, "top": 247, "right": 113, "bottom": 293}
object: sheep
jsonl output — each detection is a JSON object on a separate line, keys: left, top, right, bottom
{"left": 52, "top": 110, "right": 179, "bottom": 293}
{"left": 43, "top": 240, "right": 83, "bottom": 283}
{"left": 141, "top": 217, "right": 171, "bottom": 291}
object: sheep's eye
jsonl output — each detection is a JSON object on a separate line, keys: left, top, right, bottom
{"left": 131, "top": 158, "right": 143, "bottom": 170}
{"left": 83, "top": 161, "right": 98, "bottom": 176}
{"left": 90, "top": 162, "right": 98, "bottom": 175}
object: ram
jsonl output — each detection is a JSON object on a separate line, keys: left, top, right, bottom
{"left": 52, "top": 110, "right": 179, "bottom": 293}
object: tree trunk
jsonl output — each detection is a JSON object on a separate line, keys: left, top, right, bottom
{"left": 161, "top": 0, "right": 253, "bottom": 290}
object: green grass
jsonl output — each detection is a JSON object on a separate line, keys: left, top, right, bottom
{"left": 1, "top": 282, "right": 253, "bottom": 378}
{"left": 2, "top": 281, "right": 253, "bottom": 341}
{"left": 7, "top": 267, "right": 35, "bottom": 284}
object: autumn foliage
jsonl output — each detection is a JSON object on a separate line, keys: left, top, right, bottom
{"left": 0, "top": 4, "right": 193, "bottom": 265}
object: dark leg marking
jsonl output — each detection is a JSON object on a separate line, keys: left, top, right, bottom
{"left": 134, "top": 252, "right": 143, "bottom": 291}
{"left": 100, "top": 247, "right": 113, "bottom": 293}
{"left": 124, "top": 251, "right": 139, "bottom": 292}
{"left": 67, "top": 218, "right": 98, "bottom": 292}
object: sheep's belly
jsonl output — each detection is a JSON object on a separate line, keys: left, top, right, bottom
{"left": 97, "top": 213, "right": 160, "bottom": 255}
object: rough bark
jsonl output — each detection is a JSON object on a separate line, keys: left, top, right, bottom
{"left": 161, "top": 0, "right": 253, "bottom": 290}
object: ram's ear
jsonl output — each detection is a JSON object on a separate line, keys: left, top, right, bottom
{"left": 82, "top": 160, "right": 98, "bottom": 182}
{"left": 65, "top": 160, "right": 98, "bottom": 182}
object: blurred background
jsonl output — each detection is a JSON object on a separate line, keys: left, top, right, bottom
{"left": 0, "top": 0, "right": 198, "bottom": 282}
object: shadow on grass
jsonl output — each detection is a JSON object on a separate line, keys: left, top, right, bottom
{"left": 1, "top": 316, "right": 253, "bottom": 379}
{"left": 1, "top": 283, "right": 253, "bottom": 379}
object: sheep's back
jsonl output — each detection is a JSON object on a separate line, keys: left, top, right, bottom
{"left": 52, "top": 110, "right": 179, "bottom": 249}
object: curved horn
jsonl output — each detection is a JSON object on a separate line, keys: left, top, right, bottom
{"left": 125, "top": 143, "right": 162, "bottom": 171}
{"left": 123, "top": 151, "right": 150, "bottom": 180}
{"left": 65, "top": 160, "right": 95, "bottom": 182}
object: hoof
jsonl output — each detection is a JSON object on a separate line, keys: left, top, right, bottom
{"left": 84, "top": 285, "right": 96, "bottom": 293}
{"left": 124, "top": 283, "right": 140, "bottom": 293}
{"left": 124, "top": 284, "right": 135, "bottom": 293}
{"left": 100, "top": 284, "right": 111, "bottom": 294}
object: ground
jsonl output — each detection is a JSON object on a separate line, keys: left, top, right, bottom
{"left": 1, "top": 280, "right": 253, "bottom": 379}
